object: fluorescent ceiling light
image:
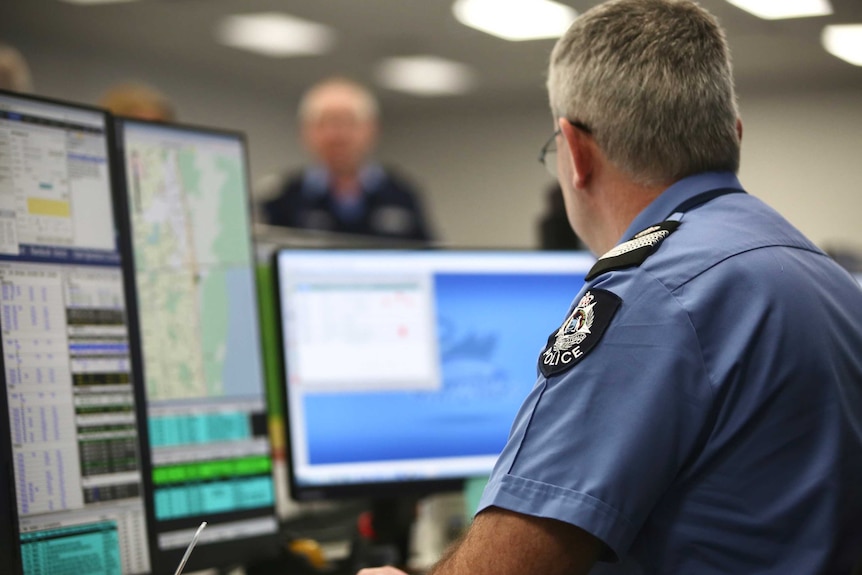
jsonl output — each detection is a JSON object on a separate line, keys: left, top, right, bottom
{"left": 217, "top": 12, "right": 335, "bottom": 57}
{"left": 723, "top": 0, "right": 832, "bottom": 20}
{"left": 822, "top": 24, "right": 862, "bottom": 66}
{"left": 59, "top": 0, "right": 140, "bottom": 4}
{"left": 452, "top": 0, "right": 577, "bottom": 41}
{"left": 376, "top": 56, "right": 476, "bottom": 97}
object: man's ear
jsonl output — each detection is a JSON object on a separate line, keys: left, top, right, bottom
{"left": 736, "top": 117, "right": 743, "bottom": 143}
{"left": 559, "top": 117, "right": 594, "bottom": 190}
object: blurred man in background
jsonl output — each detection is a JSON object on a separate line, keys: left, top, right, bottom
{"left": 99, "top": 81, "right": 175, "bottom": 122}
{"left": 537, "top": 182, "right": 586, "bottom": 251}
{"left": 263, "top": 77, "right": 434, "bottom": 242}
{"left": 0, "top": 43, "right": 33, "bottom": 93}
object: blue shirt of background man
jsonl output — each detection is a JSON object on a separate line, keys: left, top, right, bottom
{"left": 478, "top": 171, "right": 862, "bottom": 574}
{"left": 262, "top": 164, "right": 434, "bottom": 242}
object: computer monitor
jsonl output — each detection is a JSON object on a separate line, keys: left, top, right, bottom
{"left": 113, "top": 119, "right": 279, "bottom": 573}
{"left": 0, "top": 91, "right": 152, "bottom": 573}
{"left": 273, "top": 248, "right": 595, "bottom": 501}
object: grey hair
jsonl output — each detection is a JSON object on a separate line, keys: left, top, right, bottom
{"left": 297, "top": 76, "right": 380, "bottom": 123}
{"left": 547, "top": 0, "right": 740, "bottom": 185}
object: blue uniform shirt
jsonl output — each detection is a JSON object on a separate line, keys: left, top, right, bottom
{"left": 262, "top": 164, "right": 434, "bottom": 241}
{"left": 478, "top": 172, "right": 862, "bottom": 574}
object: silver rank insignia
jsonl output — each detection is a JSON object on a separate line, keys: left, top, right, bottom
{"left": 585, "top": 220, "right": 680, "bottom": 281}
{"left": 539, "top": 288, "right": 621, "bottom": 377}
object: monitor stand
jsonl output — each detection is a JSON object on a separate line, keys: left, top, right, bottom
{"left": 350, "top": 496, "right": 420, "bottom": 571}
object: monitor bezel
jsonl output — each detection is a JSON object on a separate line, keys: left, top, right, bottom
{"left": 112, "top": 116, "right": 281, "bottom": 574}
{"left": 272, "top": 246, "right": 593, "bottom": 503}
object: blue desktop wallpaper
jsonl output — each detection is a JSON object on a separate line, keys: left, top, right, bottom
{"left": 302, "top": 272, "right": 584, "bottom": 465}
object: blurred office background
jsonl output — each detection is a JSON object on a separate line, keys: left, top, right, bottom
{"left": 2, "top": 0, "right": 861, "bottom": 250}
{"left": 3, "top": 2, "right": 861, "bottom": 569}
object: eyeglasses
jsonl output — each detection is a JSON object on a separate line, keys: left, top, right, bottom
{"left": 538, "top": 119, "right": 593, "bottom": 178}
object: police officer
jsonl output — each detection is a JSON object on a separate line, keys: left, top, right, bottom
{"left": 263, "top": 77, "right": 434, "bottom": 242}
{"left": 359, "top": 0, "right": 862, "bottom": 574}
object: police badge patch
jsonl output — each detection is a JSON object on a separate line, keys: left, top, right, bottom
{"left": 539, "top": 289, "right": 621, "bottom": 378}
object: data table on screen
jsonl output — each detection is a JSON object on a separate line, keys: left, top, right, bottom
{"left": 0, "top": 91, "right": 152, "bottom": 575}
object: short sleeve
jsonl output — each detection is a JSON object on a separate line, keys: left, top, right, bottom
{"left": 477, "top": 270, "right": 714, "bottom": 559}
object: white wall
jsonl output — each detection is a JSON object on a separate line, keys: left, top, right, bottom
{"left": 376, "top": 89, "right": 862, "bottom": 251}
{"left": 736, "top": 89, "right": 862, "bottom": 254}
{"left": 22, "top": 41, "right": 862, "bottom": 254}
{"left": 377, "top": 105, "right": 558, "bottom": 249}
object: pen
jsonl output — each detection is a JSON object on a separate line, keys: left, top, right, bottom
{"left": 174, "top": 521, "right": 207, "bottom": 575}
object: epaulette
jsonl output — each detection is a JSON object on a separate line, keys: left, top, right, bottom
{"left": 585, "top": 220, "right": 680, "bottom": 281}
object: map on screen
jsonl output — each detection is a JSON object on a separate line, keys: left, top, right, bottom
{"left": 125, "top": 129, "right": 263, "bottom": 400}
{"left": 117, "top": 121, "right": 277, "bottom": 568}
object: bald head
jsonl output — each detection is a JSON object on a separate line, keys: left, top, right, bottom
{"left": 99, "top": 82, "right": 175, "bottom": 122}
{"left": 298, "top": 77, "right": 379, "bottom": 123}
{"left": 297, "top": 77, "right": 379, "bottom": 178}
{"left": 0, "top": 44, "right": 33, "bottom": 93}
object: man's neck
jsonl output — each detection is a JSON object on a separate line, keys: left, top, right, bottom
{"left": 591, "top": 172, "right": 669, "bottom": 256}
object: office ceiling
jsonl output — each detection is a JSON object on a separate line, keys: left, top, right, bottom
{"left": 4, "top": 0, "right": 862, "bottom": 115}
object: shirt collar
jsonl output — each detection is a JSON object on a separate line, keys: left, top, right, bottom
{"left": 620, "top": 171, "right": 744, "bottom": 241}
{"left": 301, "top": 163, "right": 386, "bottom": 198}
